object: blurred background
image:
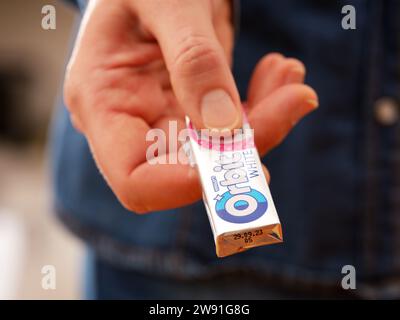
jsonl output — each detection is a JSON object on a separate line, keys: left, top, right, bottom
{"left": 0, "top": 0, "right": 82, "bottom": 299}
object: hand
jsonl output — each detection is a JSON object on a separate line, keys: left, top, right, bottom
{"left": 64, "top": 0, "right": 318, "bottom": 213}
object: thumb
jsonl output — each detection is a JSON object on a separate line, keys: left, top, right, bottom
{"left": 135, "top": 0, "right": 242, "bottom": 130}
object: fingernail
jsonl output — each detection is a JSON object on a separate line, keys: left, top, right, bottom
{"left": 292, "top": 98, "right": 319, "bottom": 126}
{"left": 285, "top": 66, "right": 305, "bottom": 84}
{"left": 201, "top": 89, "right": 240, "bottom": 130}
{"left": 306, "top": 98, "right": 319, "bottom": 109}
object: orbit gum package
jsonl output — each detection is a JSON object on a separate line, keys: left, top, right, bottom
{"left": 185, "top": 114, "right": 283, "bottom": 257}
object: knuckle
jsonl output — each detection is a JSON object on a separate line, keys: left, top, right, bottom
{"left": 172, "top": 34, "right": 222, "bottom": 77}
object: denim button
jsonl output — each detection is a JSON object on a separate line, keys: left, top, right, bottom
{"left": 374, "top": 97, "right": 399, "bottom": 126}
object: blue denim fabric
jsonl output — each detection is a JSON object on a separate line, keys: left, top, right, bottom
{"left": 82, "top": 248, "right": 351, "bottom": 299}
{"left": 54, "top": 0, "right": 400, "bottom": 298}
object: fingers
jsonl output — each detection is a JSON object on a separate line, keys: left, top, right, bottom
{"left": 133, "top": 0, "right": 242, "bottom": 131}
{"left": 247, "top": 53, "right": 306, "bottom": 108}
{"left": 86, "top": 111, "right": 201, "bottom": 213}
{"left": 248, "top": 84, "right": 318, "bottom": 156}
{"left": 246, "top": 53, "right": 315, "bottom": 157}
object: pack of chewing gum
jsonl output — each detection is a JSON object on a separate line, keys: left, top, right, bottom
{"left": 185, "top": 112, "right": 283, "bottom": 257}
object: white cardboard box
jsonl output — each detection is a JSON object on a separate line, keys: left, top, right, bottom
{"left": 186, "top": 118, "right": 283, "bottom": 257}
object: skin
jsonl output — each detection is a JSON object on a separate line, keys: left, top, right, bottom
{"left": 64, "top": 0, "right": 319, "bottom": 213}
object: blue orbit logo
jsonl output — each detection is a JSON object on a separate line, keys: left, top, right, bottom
{"left": 215, "top": 189, "right": 268, "bottom": 223}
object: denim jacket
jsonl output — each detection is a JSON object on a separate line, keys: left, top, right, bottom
{"left": 53, "top": 0, "right": 400, "bottom": 298}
